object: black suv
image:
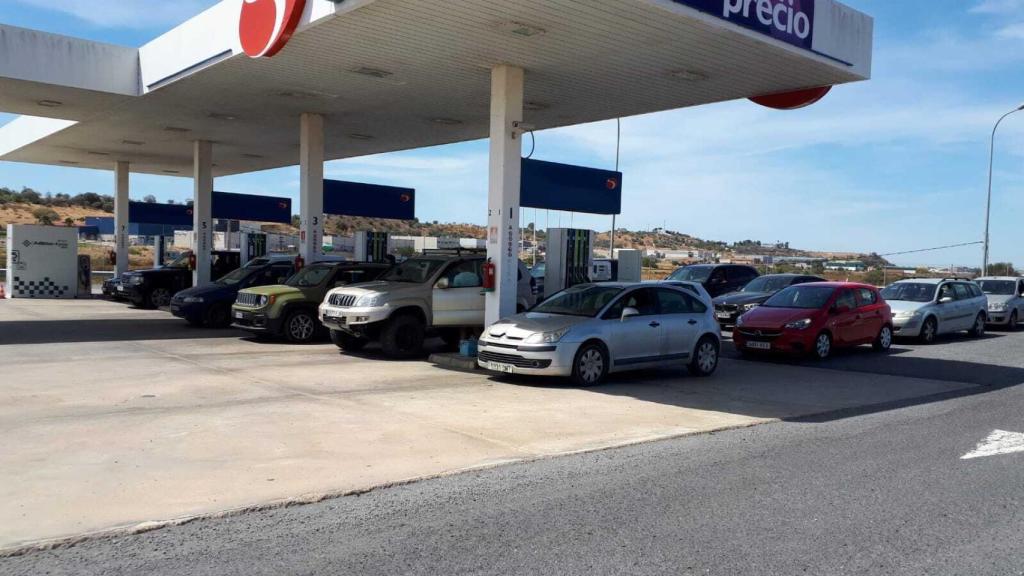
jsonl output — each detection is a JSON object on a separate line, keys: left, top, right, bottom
{"left": 712, "top": 273, "right": 826, "bottom": 327}
{"left": 118, "top": 251, "right": 240, "bottom": 308}
{"left": 666, "top": 264, "right": 759, "bottom": 298}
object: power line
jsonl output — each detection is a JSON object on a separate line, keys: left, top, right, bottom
{"left": 880, "top": 241, "right": 983, "bottom": 258}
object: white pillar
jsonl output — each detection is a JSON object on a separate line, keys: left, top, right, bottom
{"left": 113, "top": 161, "right": 130, "bottom": 277}
{"left": 485, "top": 65, "right": 524, "bottom": 326}
{"left": 193, "top": 140, "right": 213, "bottom": 286}
{"left": 300, "top": 113, "right": 325, "bottom": 263}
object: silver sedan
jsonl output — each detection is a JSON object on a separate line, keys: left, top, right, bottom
{"left": 478, "top": 283, "right": 722, "bottom": 386}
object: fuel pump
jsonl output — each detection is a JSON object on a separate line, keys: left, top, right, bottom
{"left": 355, "top": 231, "right": 390, "bottom": 263}
{"left": 544, "top": 228, "right": 595, "bottom": 295}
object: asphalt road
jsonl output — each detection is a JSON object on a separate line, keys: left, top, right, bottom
{"left": 4, "top": 351, "right": 1023, "bottom": 576}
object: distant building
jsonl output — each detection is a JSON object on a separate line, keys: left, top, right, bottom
{"left": 825, "top": 260, "right": 867, "bottom": 272}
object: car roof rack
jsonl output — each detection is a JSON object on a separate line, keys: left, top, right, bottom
{"left": 898, "top": 276, "right": 973, "bottom": 282}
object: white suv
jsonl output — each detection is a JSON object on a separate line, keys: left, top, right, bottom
{"left": 319, "top": 252, "right": 538, "bottom": 358}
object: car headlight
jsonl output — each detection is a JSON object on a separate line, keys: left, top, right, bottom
{"left": 128, "top": 276, "right": 144, "bottom": 285}
{"left": 525, "top": 327, "right": 570, "bottom": 344}
{"left": 736, "top": 315, "right": 746, "bottom": 327}
{"left": 182, "top": 296, "right": 204, "bottom": 304}
{"left": 258, "top": 295, "right": 270, "bottom": 307}
{"left": 989, "top": 303, "right": 1007, "bottom": 312}
{"left": 741, "top": 303, "right": 760, "bottom": 311}
{"left": 784, "top": 318, "right": 813, "bottom": 330}
{"left": 355, "top": 294, "right": 385, "bottom": 308}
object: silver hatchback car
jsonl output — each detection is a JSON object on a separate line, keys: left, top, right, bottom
{"left": 478, "top": 283, "right": 722, "bottom": 386}
{"left": 976, "top": 277, "right": 1024, "bottom": 328}
{"left": 880, "top": 278, "right": 989, "bottom": 343}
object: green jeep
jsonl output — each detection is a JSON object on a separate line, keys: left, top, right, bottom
{"left": 232, "top": 261, "right": 390, "bottom": 343}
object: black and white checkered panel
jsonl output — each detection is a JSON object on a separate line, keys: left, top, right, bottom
{"left": 13, "top": 276, "right": 71, "bottom": 299}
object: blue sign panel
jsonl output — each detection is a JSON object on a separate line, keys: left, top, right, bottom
{"left": 212, "top": 192, "right": 292, "bottom": 224}
{"left": 671, "top": 0, "right": 815, "bottom": 50}
{"left": 129, "top": 202, "right": 193, "bottom": 226}
{"left": 521, "top": 159, "right": 622, "bottom": 216}
{"left": 323, "top": 180, "right": 416, "bottom": 220}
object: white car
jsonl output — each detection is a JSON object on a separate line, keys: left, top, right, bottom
{"left": 881, "top": 278, "right": 988, "bottom": 342}
{"left": 976, "top": 277, "right": 1024, "bottom": 328}
{"left": 478, "top": 282, "right": 722, "bottom": 386}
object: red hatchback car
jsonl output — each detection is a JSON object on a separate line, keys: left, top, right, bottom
{"left": 733, "top": 282, "right": 893, "bottom": 360}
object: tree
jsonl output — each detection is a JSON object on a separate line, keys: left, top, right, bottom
{"left": 988, "top": 262, "right": 1017, "bottom": 276}
{"left": 167, "top": 199, "right": 177, "bottom": 205}
{"left": 143, "top": 195, "right": 157, "bottom": 203}
{"left": 32, "top": 207, "right": 59, "bottom": 225}
{"left": 863, "top": 269, "right": 885, "bottom": 287}
{"left": 291, "top": 215, "right": 301, "bottom": 228}
{"left": 63, "top": 217, "right": 75, "bottom": 227}
{"left": 20, "top": 187, "right": 42, "bottom": 204}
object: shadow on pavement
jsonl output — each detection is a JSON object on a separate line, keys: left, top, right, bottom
{"left": 0, "top": 319, "right": 247, "bottom": 345}
{"left": 488, "top": 341, "right": 1024, "bottom": 424}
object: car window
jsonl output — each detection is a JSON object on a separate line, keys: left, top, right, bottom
{"left": 937, "top": 283, "right": 955, "bottom": 301}
{"left": 270, "top": 264, "right": 294, "bottom": 284}
{"left": 732, "top": 267, "right": 757, "bottom": 282}
{"left": 442, "top": 260, "right": 483, "bottom": 288}
{"left": 835, "top": 289, "right": 857, "bottom": 311}
{"left": 656, "top": 289, "right": 706, "bottom": 314}
{"left": 604, "top": 288, "right": 659, "bottom": 319}
{"left": 334, "top": 268, "right": 376, "bottom": 286}
{"left": 287, "top": 264, "right": 334, "bottom": 287}
{"left": 856, "top": 288, "right": 877, "bottom": 307}
{"left": 970, "top": 284, "right": 983, "bottom": 298}
{"left": 953, "top": 284, "right": 971, "bottom": 301}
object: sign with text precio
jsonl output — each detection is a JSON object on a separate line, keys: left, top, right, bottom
{"left": 672, "top": 0, "right": 815, "bottom": 50}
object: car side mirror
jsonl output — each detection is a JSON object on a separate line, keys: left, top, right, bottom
{"left": 435, "top": 278, "right": 450, "bottom": 290}
{"left": 939, "top": 296, "right": 954, "bottom": 304}
{"left": 621, "top": 307, "right": 640, "bottom": 321}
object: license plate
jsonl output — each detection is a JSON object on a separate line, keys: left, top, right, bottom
{"left": 234, "top": 311, "right": 245, "bottom": 320}
{"left": 747, "top": 341, "right": 771, "bottom": 350}
{"left": 485, "top": 362, "right": 516, "bottom": 374}
{"left": 716, "top": 312, "right": 732, "bottom": 319}
{"left": 117, "top": 285, "right": 124, "bottom": 292}
{"left": 325, "top": 310, "right": 343, "bottom": 318}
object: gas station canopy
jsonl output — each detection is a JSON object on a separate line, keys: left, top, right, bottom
{"left": 0, "top": 0, "right": 872, "bottom": 177}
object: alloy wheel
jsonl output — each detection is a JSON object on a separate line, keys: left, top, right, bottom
{"left": 879, "top": 326, "right": 893, "bottom": 350}
{"left": 289, "top": 314, "right": 315, "bottom": 341}
{"left": 815, "top": 334, "right": 831, "bottom": 359}
{"left": 697, "top": 341, "right": 718, "bottom": 374}
{"left": 578, "top": 349, "right": 605, "bottom": 384}
{"left": 151, "top": 288, "right": 171, "bottom": 308}
{"left": 922, "top": 319, "right": 937, "bottom": 343}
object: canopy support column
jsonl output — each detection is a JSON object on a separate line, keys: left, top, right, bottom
{"left": 113, "top": 161, "right": 129, "bottom": 277}
{"left": 300, "top": 113, "right": 324, "bottom": 264}
{"left": 485, "top": 64, "right": 525, "bottom": 326}
{"left": 193, "top": 140, "right": 213, "bottom": 286}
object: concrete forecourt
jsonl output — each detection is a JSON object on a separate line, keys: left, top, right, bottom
{"left": 0, "top": 297, "right": 1004, "bottom": 554}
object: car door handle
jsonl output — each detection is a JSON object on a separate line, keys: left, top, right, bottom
{"left": 649, "top": 321, "right": 661, "bottom": 328}
{"left": 688, "top": 319, "right": 698, "bottom": 325}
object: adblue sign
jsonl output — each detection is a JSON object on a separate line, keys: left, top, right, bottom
{"left": 671, "top": 0, "right": 815, "bottom": 50}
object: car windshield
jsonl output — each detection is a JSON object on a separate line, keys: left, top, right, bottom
{"left": 978, "top": 280, "right": 1017, "bottom": 296}
{"left": 380, "top": 258, "right": 448, "bottom": 283}
{"left": 763, "top": 285, "right": 836, "bottom": 309}
{"left": 286, "top": 264, "right": 334, "bottom": 287}
{"left": 742, "top": 276, "right": 799, "bottom": 293}
{"left": 214, "top": 267, "right": 254, "bottom": 286}
{"left": 164, "top": 253, "right": 190, "bottom": 269}
{"left": 668, "top": 266, "right": 712, "bottom": 283}
{"left": 532, "top": 285, "right": 624, "bottom": 317}
{"left": 881, "top": 283, "right": 937, "bottom": 303}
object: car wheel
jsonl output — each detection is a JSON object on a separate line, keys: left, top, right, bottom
{"left": 920, "top": 317, "right": 938, "bottom": 344}
{"left": 380, "top": 314, "right": 426, "bottom": 358}
{"left": 204, "top": 303, "right": 231, "bottom": 329}
{"left": 146, "top": 287, "right": 172, "bottom": 309}
{"left": 571, "top": 342, "right": 608, "bottom": 387}
{"left": 284, "top": 310, "right": 318, "bottom": 343}
{"left": 968, "top": 313, "right": 986, "bottom": 337}
{"left": 873, "top": 325, "right": 893, "bottom": 352}
{"left": 812, "top": 332, "right": 832, "bottom": 360}
{"left": 330, "top": 329, "right": 368, "bottom": 352}
{"left": 689, "top": 336, "right": 720, "bottom": 377}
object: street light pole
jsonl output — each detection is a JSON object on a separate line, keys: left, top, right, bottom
{"left": 983, "top": 103, "right": 1024, "bottom": 276}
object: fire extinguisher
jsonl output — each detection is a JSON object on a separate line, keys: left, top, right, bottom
{"left": 108, "top": 250, "right": 117, "bottom": 266}
{"left": 482, "top": 258, "right": 496, "bottom": 293}
{"left": 188, "top": 252, "right": 197, "bottom": 272}
{"left": 294, "top": 254, "right": 305, "bottom": 272}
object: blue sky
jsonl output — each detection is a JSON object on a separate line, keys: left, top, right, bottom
{"left": 1, "top": 0, "right": 1023, "bottom": 267}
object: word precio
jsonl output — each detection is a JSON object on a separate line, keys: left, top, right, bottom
{"left": 724, "top": 0, "right": 812, "bottom": 40}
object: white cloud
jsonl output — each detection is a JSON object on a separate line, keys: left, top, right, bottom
{"left": 12, "top": 0, "right": 215, "bottom": 29}
{"left": 971, "top": 0, "right": 1024, "bottom": 14}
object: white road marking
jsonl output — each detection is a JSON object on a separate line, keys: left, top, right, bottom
{"left": 961, "top": 430, "right": 1024, "bottom": 460}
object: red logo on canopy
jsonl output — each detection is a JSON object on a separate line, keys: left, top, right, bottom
{"left": 239, "top": 0, "right": 307, "bottom": 58}
{"left": 399, "top": 194, "right": 412, "bottom": 203}
{"left": 606, "top": 178, "right": 619, "bottom": 190}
